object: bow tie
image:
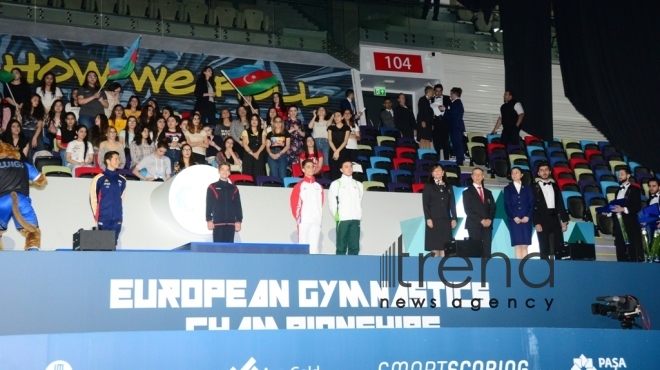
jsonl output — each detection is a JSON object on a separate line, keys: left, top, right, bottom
{"left": 541, "top": 182, "right": 552, "bottom": 186}
{"left": 651, "top": 194, "right": 658, "bottom": 199}
{"left": 619, "top": 184, "right": 629, "bottom": 191}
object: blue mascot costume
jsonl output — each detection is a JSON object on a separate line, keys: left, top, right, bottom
{"left": 0, "top": 142, "right": 47, "bottom": 251}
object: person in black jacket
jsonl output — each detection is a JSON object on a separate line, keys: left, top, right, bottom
{"left": 432, "top": 84, "right": 452, "bottom": 160}
{"left": 604, "top": 168, "right": 644, "bottom": 262}
{"left": 533, "top": 162, "right": 569, "bottom": 259}
{"left": 206, "top": 162, "right": 243, "bottom": 242}
{"left": 422, "top": 164, "right": 458, "bottom": 257}
{"left": 416, "top": 86, "right": 434, "bottom": 149}
{"left": 393, "top": 93, "right": 416, "bottom": 139}
{"left": 194, "top": 66, "right": 217, "bottom": 127}
{"left": 462, "top": 168, "right": 496, "bottom": 257}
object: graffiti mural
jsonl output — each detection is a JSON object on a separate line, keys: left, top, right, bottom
{"left": 0, "top": 35, "right": 352, "bottom": 117}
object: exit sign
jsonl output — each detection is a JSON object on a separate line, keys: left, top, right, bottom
{"left": 374, "top": 87, "right": 386, "bottom": 96}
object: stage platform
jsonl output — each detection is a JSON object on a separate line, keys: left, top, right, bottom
{"left": 0, "top": 251, "right": 656, "bottom": 369}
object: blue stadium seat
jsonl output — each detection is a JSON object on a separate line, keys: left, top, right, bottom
{"left": 487, "top": 133, "right": 501, "bottom": 143}
{"left": 366, "top": 168, "right": 388, "bottom": 182}
{"left": 579, "top": 140, "right": 597, "bottom": 152}
{"left": 414, "top": 171, "right": 429, "bottom": 183}
{"left": 370, "top": 156, "right": 392, "bottom": 171}
{"left": 584, "top": 192, "right": 607, "bottom": 207}
{"left": 416, "top": 159, "right": 436, "bottom": 172}
{"left": 374, "top": 146, "right": 395, "bottom": 158}
{"left": 600, "top": 181, "right": 620, "bottom": 196}
{"left": 550, "top": 157, "right": 569, "bottom": 168}
{"left": 417, "top": 149, "right": 438, "bottom": 160}
{"left": 527, "top": 146, "right": 546, "bottom": 158}
{"left": 380, "top": 126, "right": 400, "bottom": 138}
{"left": 283, "top": 177, "right": 300, "bottom": 188}
{"left": 390, "top": 169, "right": 413, "bottom": 184}
{"left": 562, "top": 191, "right": 586, "bottom": 219}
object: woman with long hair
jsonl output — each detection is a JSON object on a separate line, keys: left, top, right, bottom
{"left": 55, "top": 112, "right": 78, "bottom": 165}
{"left": 241, "top": 115, "right": 267, "bottom": 178}
{"left": 184, "top": 113, "right": 208, "bottom": 164}
{"left": 125, "top": 95, "right": 141, "bottom": 119}
{"left": 194, "top": 66, "right": 217, "bottom": 126}
{"left": 90, "top": 113, "right": 109, "bottom": 152}
{"left": 308, "top": 106, "right": 330, "bottom": 163}
{"left": 2, "top": 119, "right": 29, "bottom": 161}
{"left": 98, "top": 126, "right": 126, "bottom": 170}
{"left": 265, "top": 116, "right": 291, "bottom": 179}
{"left": 238, "top": 94, "right": 259, "bottom": 121}
{"left": 422, "top": 164, "right": 457, "bottom": 257}
{"left": 139, "top": 104, "right": 157, "bottom": 130}
{"left": 3, "top": 68, "right": 31, "bottom": 114}
{"left": 77, "top": 71, "right": 108, "bottom": 130}
{"left": 264, "top": 107, "right": 279, "bottom": 132}
{"left": 163, "top": 115, "right": 186, "bottom": 172}
{"left": 342, "top": 108, "right": 360, "bottom": 162}
{"left": 118, "top": 116, "right": 138, "bottom": 148}
{"left": 285, "top": 105, "right": 305, "bottom": 167}
{"left": 108, "top": 104, "right": 127, "bottom": 133}
{"left": 174, "top": 143, "right": 197, "bottom": 174}
{"left": 20, "top": 94, "right": 46, "bottom": 156}
{"left": 504, "top": 167, "right": 535, "bottom": 259}
{"left": 153, "top": 117, "right": 166, "bottom": 142}
{"left": 214, "top": 108, "right": 233, "bottom": 138}
{"left": 65, "top": 88, "right": 81, "bottom": 120}
{"left": 271, "top": 92, "right": 287, "bottom": 120}
{"left": 218, "top": 136, "right": 242, "bottom": 172}
{"left": 66, "top": 125, "right": 94, "bottom": 171}
{"left": 129, "top": 125, "right": 155, "bottom": 169}
{"left": 326, "top": 111, "right": 350, "bottom": 180}
{"left": 161, "top": 106, "right": 174, "bottom": 122}
{"left": 36, "top": 71, "right": 63, "bottom": 113}
{"left": 299, "top": 136, "right": 324, "bottom": 175}
{"left": 45, "top": 99, "right": 65, "bottom": 150}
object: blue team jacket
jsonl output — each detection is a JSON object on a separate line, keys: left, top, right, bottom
{"left": 90, "top": 169, "right": 126, "bottom": 222}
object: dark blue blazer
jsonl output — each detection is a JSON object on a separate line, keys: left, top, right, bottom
{"left": 443, "top": 98, "right": 465, "bottom": 132}
{"left": 503, "top": 182, "right": 534, "bottom": 221}
{"left": 339, "top": 98, "right": 355, "bottom": 115}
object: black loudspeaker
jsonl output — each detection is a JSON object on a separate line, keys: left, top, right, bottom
{"left": 73, "top": 229, "right": 116, "bottom": 251}
{"left": 555, "top": 242, "right": 596, "bottom": 261}
{"left": 444, "top": 239, "right": 483, "bottom": 258}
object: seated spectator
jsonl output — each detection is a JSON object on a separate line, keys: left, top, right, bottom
{"left": 55, "top": 112, "right": 78, "bottom": 165}
{"left": 266, "top": 116, "right": 291, "bottom": 179}
{"left": 163, "top": 115, "right": 186, "bottom": 172}
{"left": 214, "top": 108, "right": 233, "bottom": 139}
{"left": 108, "top": 104, "right": 127, "bottom": 133}
{"left": 241, "top": 115, "right": 266, "bottom": 179}
{"left": 161, "top": 106, "right": 174, "bottom": 122}
{"left": 125, "top": 95, "right": 141, "bottom": 119}
{"left": 90, "top": 114, "right": 109, "bottom": 152}
{"left": 66, "top": 125, "right": 94, "bottom": 171}
{"left": 98, "top": 126, "right": 126, "bottom": 170}
{"left": 118, "top": 116, "right": 138, "bottom": 149}
{"left": 203, "top": 124, "right": 224, "bottom": 164}
{"left": 174, "top": 143, "right": 197, "bottom": 174}
{"left": 153, "top": 117, "right": 166, "bottom": 142}
{"left": 219, "top": 136, "right": 242, "bottom": 173}
{"left": 2, "top": 119, "right": 29, "bottom": 162}
{"left": 133, "top": 140, "right": 171, "bottom": 181}
{"left": 299, "top": 136, "right": 324, "bottom": 175}
{"left": 139, "top": 104, "right": 157, "bottom": 130}
{"left": 184, "top": 113, "right": 208, "bottom": 164}
{"left": 285, "top": 105, "right": 305, "bottom": 167}
{"left": 65, "top": 88, "right": 81, "bottom": 120}
{"left": 129, "top": 125, "right": 155, "bottom": 169}
{"left": 20, "top": 94, "right": 46, "bottom": 155}
{"left": 180, "top": 117, "right": 189, "bottom": 134}
{"left": 44, "top": 100, "right": 65, "bottom": 149}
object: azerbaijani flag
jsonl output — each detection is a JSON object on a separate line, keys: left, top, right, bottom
{"left": 0, "top": 69, "right": 14, "bottom": 83}
{"left": 222, "top": 65, "right": 279, "bottom": 96}
{"left": 107, "top": 36, "right": 141, "bottom": 81}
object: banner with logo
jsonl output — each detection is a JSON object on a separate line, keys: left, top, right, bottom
{"left": 0, "top": 35, "right": 352, "bottom": 115}
{"left": 0, "top": 252, "right": 657, "bottom": 336}
{"left": 1, "top": 328, "right": 656, "bottom": 369}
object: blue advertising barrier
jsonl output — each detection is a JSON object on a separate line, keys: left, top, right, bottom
{"left": 0, "top": 328, "right": 657, "bottom": 369}
{"left": 175, "top": 242, "right": 310, "bottom": 254}
{"left": 0, "top": 252, "right": 657, "bottom": 336}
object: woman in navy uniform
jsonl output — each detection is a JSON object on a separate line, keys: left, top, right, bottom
{"left": 422, "top": 164, "right": 458, "bottom": 257}
{"left": 503, "top": 167, "right": 534, "bottom": 258}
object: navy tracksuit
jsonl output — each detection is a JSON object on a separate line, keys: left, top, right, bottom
{"left": 206, "top": 179, "right": 243, "bottom": 243}
{"left": 90, "top": 169, "right": 126, "bottom": 244}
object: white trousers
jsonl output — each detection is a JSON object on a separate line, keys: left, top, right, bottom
{"left": 298, "top": 223, "right": 322, "bottom": 254}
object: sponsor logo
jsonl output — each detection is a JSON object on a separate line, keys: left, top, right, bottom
{"left": 231, "top": 357, "right": 261, "bottom": 370}
{"left": 571, "top": 354, "right": 627, "bottom": 370}
{"left": 46, "top": 360, "right": 73, "bottom": 370}
{"left": 572, "top": 355, "right": 596, "bottom": 370}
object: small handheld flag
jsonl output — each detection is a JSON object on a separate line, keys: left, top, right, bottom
{"left": 107, "top": 36, "right": 141, "bottom": 81}
{"left": 0, "top": 69, "right": 14, "bottom": 84}
{"left": 221, "top": 65, "right": 279, "bottom": 97}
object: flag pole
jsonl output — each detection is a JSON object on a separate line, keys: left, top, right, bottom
{"left": 3, "top": 82, "right": 17, "bottom": 107}
{"left": 98, "top": 79, "right": 108, "bottom": 94}
{"left": 220, "top": 70, "right": 258, "bottom": 116}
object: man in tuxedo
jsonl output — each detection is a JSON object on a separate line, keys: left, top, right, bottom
{"left": 605, "top": 168, "right": 644, "bottom": 262}
{"left": 462, "top": 168, "right": 496, "bottom": 257}
{"left": 379, "top": 98, "right": 395, "bottom": 129}
{"left": 533, "top": 162, "right": 569, "bottom": 260}
{"left": 439, "top": 87, "right": 466, "bottom": 165}
{"left": 393, "top": 93, "right": 416, "bottom": 139}
{"left": 432, "top": 84, "right": 452, "bottom": 160}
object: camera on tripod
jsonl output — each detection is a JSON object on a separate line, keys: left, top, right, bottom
{"left": 591, "top": 295, "right": 641, "bottom": 329}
